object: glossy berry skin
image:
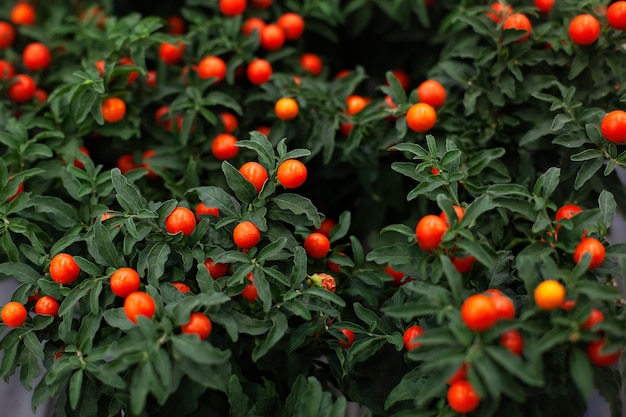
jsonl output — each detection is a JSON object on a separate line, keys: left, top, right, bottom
{"left": 49, "top": 253, "right": 81, "bottom": 285}
{"left": 314, "top": 218, "right": 336, "bottom": 237}
{"left": 601, "top": 110, "right": 626, "bottom": 144}
{"left": 304, "top": 233, "right": 331, "bottom": 259}
{"left": 451, "top": 255, "right": 476, "bottom": 273}
{"left": 124, "top": 291, "right": 156, "bottom": 323}
{"left": 181, "top": 312, "right": 212, "bottom": 340}
{"left": 608, "top": 1, "right": 626, "bottom": 30}
{"left": 239, "top": 162, "right": 269, "bottom": 193}
{"left": 212, "top": 133, "right": 239, "bottom": 160}
{"left": 277, "top": 159, "right": 307, "bottom": 188}
{"left": 338, "top": 328, "right": 355, "bottom": 348}
{"left": 573, "top": 237, "right": 605, "bottom": 270}
{"left": 1, "top": 302, "right": 27, "bottom": 327}
{"left": 159, "top": 41, "right": 185, "bottom": 65}
{"left": 300, "top": 53, "right": 323, "bottom": 76}
{"left": 241, "top": 273, "right": 258, "bottom": 301}
{"left": 447, "top": 381, "right": 480, "bottom": 414}
{"left": 569, "top": 14, "right": 600, "bottom": 46}
{"left": 7, "top": 74, "right": 36, "bottom": 103}
{"left": 587, "top": 338, "right": 621, "bottom": 366}
{"left": 403, "top": 325, "right": 424, "bottom": 350}
{"left": 204, "top": 258, "right": 229, "bottom": 279}
{"left": 247, "top": 59, "right": 272, "bottom": 85}
{"left": 446, "top": 363, "right": 468, "bottom": 385}
{"left": 275, "top": 97, "right": 299, "bottom": 120}
{"left": 406, "top": 102, "right": 437, "bottom": 132}
{"left": 101, "top": 97, "right": 126, "bottom": 123}
{"left": 490, "top": 295, "right": 515, "bottom": 320}
{"left": 440, "top": 205, "right": 465, "bottom": 225}
{"left": 415, "top": 215, "right": 448, "bottom": 252}
{"left": 220, "top": 0, "right": 247, "bottom": 17}
{"left": 556, "top": 204, "right": 583, "bottom": 221}
{"left": 277, "top": 12, "right": 305, "bottom": 40}
{"left": 11, "top": 4, "right": 36, "bottom": 26}
{"left": 0, "top": 22, "right": 15, "bottom": 49}
{"left": 197, "top": 56, "right": 227, "bottom": 82}
{"left": 110, "top": 268, "right": 141, "bottom": 298}
{"left": 461, "top": 294, "right": 498, "bottom": 332}
{"left": 165, "top": 207, "right": 197, "bottom": 236}
{"left": 500, "top": 329, "right": 524, "bottom": 356}
{"left": 534, "top": 280, "right": 565, "bottom": 310}
{"left": 0, "top": 60, "right": 15, "bottom": 81}
{"left": 502, "top": 13, "right": 532, "bottom": 42}
{"left": 534, "top": 0, "right": 554, "bottom": 14}
{"left": 172, "top": 281, "right": 191, "bottom": 293}
{"left": 242, "top": 17, "right": 265, "bottom": 36}
{"left": 195, "top": 203, "right": 219, "bottom": 219}
{"left": 35, "top": 296, "right": 59, "bottom": 317}
{"left": 220, "top": 112, "right": 238, "bottom": 133}
{"left": 22, "top": 43, "right": 51, "bottom": 71}
{"left": 260, "top": 24, "right": 285, "bottom": 51}
{"left": 582, "top": 308, "right": 604, "bottom": 330}
{"left": 487, "top": 2, "right": 513, "bottom": 23}
{"left": 233, "top": 221, "right": 261, "bottom": 249}
{"left": 417, "top": 80, "right": 446, "bottom": 109}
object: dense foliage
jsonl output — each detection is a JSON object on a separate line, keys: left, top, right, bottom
{"left": 1, "top": 0, "right": 626, "bottom": 416}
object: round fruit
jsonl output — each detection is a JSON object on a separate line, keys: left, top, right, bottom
{"left": 491, "top": 295, "right": 515, "bottom": 320}
{"left": 555, "top": 204, "right": 583, "bottom": 221}
{"left": 300, "top": 53, "right": 322, "bottom": 76}
{"left": 159, "top": 41, "right": 185, "bottom": 65}
{"left": 452, "top": 255, "right": 476, "bottom": 273}
{"left": 110, "top": 268, "right": 141, "bottom": 298}
{"left": 346, "top": 95, "right": 369, "bottom": 115}
{"left": 338, "top": 328, "right": 355, "bottom": 348}
{"left": 487, "top": 2, "right": 513, "bottom": 23}
{"left": 195, "top": 203, "right": 219, "bottom": 219}
{"left": 403, "top": 325, "right": 424, "bottom": 350}
{"left": 212, "top": 133, "right": 239, "bottom": 160}
{"left": 204, "top": 258, "right": 229, "bottom": 279}
{"left": 23, "top": 43, "right": 51, "bottom": 71}
{"left": 233, "top": 221, "right": 261, "bottom": 249}
{"left": 608, "top": 1, "right": 626, "bottom": 30}
{"left": 165, "top": 207, "right": 196, "bottom": 236}
{"left": 167, "top": 16, "right": 186, "bottom": 35}
{"left": 500, "top": 329, "right": 524, "bottom": 355}
{"left": 49, "top": 253, "right": 81, "bottom": 285}
{"left": 181, "top": 312, "right": 212, "bottom": 340}
{"left": 275, "top": 97, "right": 299, "bottom": 120}
{"left": 124, "top": 292, "right": 156, "bottom": 323}
{"left": 440, "top": 205, "right": 465, "bottom": 225}
{"left": 242, "top": 273, "right": 258, "bottom": 301}
{"left": 569, "top": 14, "right": 600, "bottom": 46}
{"left": 587, "top": 338, "right": 621, "bottom": 366}
{"left": 142, "top": 150, "right": 159, "bottom": 179}
{"left": 314, "top": 218, "right": 336, "bottom": 237}
{"left": 601, "top": 110, "right": 626, "bottom": 144}
{"left": 101, "top": 97, "right": 126, "bottom": 123}
{"left": 406, "top": 102, "right": 437, "bottom": 132}
{"left": 220, "top": 112, "right": 238, "bottom": 133}
{"left": 573, "top": 237, "right": 605, "bottom": 270}
{"left": 220, "top": 0, "right": 246, "bottom": 16}
{"left": 242, "top": 17, "right": 265, "bottom": 36}
{"left": 304, "top": 232, "right": 331, "bottom": 259}
{"left": 582, "top": 308, "right": 604, "bottom": 330}
{"left": 11, "top": 3, "right": 35, "bottom": 26}
{"left": 1, "top": 302, "right": 27, "bottom": 327}
{"left": 172, "top": 282, "right": 191, "bottom": 293}
{"left": 277, "top": 159, "right": 307, "bottom": 188}
{"left": 118, "top": 57, "right": 139, "bottom": 84}
{"left": 0, "top": 22, "right": 15, "bottom": 49}
{"left": 7, "top": 74, "right": 36, "bottom": 103}
{"left": 277, "top": 12, "right": 305, "bottom": 40}
{"left": 447, "top": 380, "right": 480, "bottom": 414}
{"left": 260, "top": 24, "right": 285, "bottom": 51}
{"left": 417, "top": 80, "right": 446, "bottom": 109}
{"left": 415, "top": 215, "right": 448, "bottom": 252}
{"left": 247, "top": 59, "right": 273, "bottom": 85}
{"left": 446, "top": 363, "right": 468, "bottom": 385}
{"left": 197, "top": 56, "right": 227, "bottom": 82}
{"left": 534, "top": 0, "right": 554, "bottom": 14}
{"left": 389, "top": 69, "right": 410, "bottom": 90}
{"left": 502, "top": 13, "right": 532, "bottom": 42}
{"left": 35, "top": 296, "right": 59, "bottom": 317}
{"left": 0, "top": 60, "right": 15, "bottom": 81}
{"left": 461, "top": 294, "right": 498, "bottom": 332}
{"left": 534, "top": 280, "right": 565, "bottom": 310}
{"left": 239, "top": 162, "right": 269, "bottom": 193}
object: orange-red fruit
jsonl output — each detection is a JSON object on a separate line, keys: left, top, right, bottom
{"left": 220, "top": 112, "right": 238, "bottom": 133}
{"left": 247, "top": 59, "right": 272, "bottom": 85}
{"left": 101, "top": 97, "right": 126, "bottom": 123}
{"left": 195, "top": 203, "right": 219, "bottom": 219}
{"left": 500, "top": 329, "right": 524, "bottom": 356}
{"left": 487, "top": 2, "right": 513, "bottom": 23}
{"left": 110, "top": 268, "right": 141, "bottom": 298}
{"left": 446, "top": 363, "right": 468, "bottom": 385}
{"left": 204, "top": 258, "right": 229, "bottom": 279}
{"left": 582, "top": 308, "right": 604, "bottom": 330}
{"left": 124, "top": 291, "right": 156, "bottom": 323}
{"left": 233, "top": 221, "right": 261, "bottom": 249}
{"left": 440, "top": 205, "right": 465, "bottom": 225}
{"left": 260, "top": 24, "right": 285, "bottom": 51}
{"left": 239, "top": 161, "right": 269, "bottom": 193}
{"left": 417, "top": 80, "right": 446, "bottom": 109}
{"left": 601, "top": 110, "right": 626, "bottom": 144}
{"left": 23, "top": 43, "right": 51, "bottom": 71}
{"left": 167, "top": 16, "right": 186, "bottom": 35}
{"left": 300, "top": 53, "right": 322, "bottom": 76}
{"left": 159, "top": 41, "right": 185, "bottom": 65}
{"left": 403, "top": 325, "right": 424, "bottom": 350}
{"left": 406, "top": 103, "right": 437, "bottom": 132}
{"left": 275, "top": 97, "right": 299, "bottom": 120}
{"left": 181, "top": 312, "right": 212, "bottom": 340}
{"left": 242, "top": 17, "right": 265, "bottom": 36}
{"left": 447, "top": 381, "right": 480, "bottom": 414}
{"left": 212, "top": 133, "right": 239, "bottom": 160}
{"left": 502, "top": 13, "right": 532, "bottom": 42}
{"left": 242, "top": 273, "right": 258, "bottom": 301}
{"left": 491, "top": 295, "right": 515, "bottom": 320}
{"left": 415, "top": 215, "right": 448, "bottom": 252}
{"left": 1, "top": 302, "right": 27, "bottom": 327}
{"left": 11, "top": 3, "right": 36, "bottom": 26}
{"left": 0, "top": 22, "right": 15, "bottom": 49}
{"left": 587, "top": 338, "right": 621, "bottom": 366}
{"left": 556, "top": 204, "right": 583, "bottom": 221}
{"left": 35, "top": 296, "right": 59, "bottom": 317}
{"left": 573, "top": 237, "right": 605, "bottom": 270}
{"left": 608, "top": 1, "right": 626, "bottom": 30}
{"left": 569, "top": 14, "right": 600, "bottom": 46}
{"left": 7, "top": 74, "right": 36, "bottom": 103}
{"left": 304, "top": 232, "right": 331, "bottom": 259}
{"left": 461, "top": 294, "right": 498, "bottom": 332}
{"left": 220, "top": 0, "right": 247, "bottom": 16}
{"left": 534, "top": 0, "right": 554, "bottom": 14}
{"left": 165, "top": 207, "right": 196, "bottom": 236}
{"left": 338, "top": 328, "right": 355, "bottom": 348}
{"left": 172, "top": 281, "right": 191, "bottom": 293}
{"left": 451, "top": 255, "right": 476, "bottom": 273}
{"left": 314, "top": 218, "right": 336, "bottom": 237}
{"left": 0, "top": 60, "right": 15, "bottom": 81}
{"left": 277, "top": 159, "right": 307, "bottom": 189}
{"left": 277, "top": 12, "right": 305, "bottom": 40}
{"left": 49, "top": 253, "right": 81, "bottom": 285}
{"left": 534, "top": 280, "right": 565, "bottom": 310}
{"left": 197, "top": 56, "right": 227, "bottom": 83}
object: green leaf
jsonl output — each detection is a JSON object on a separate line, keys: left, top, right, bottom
{"left": 222, "top": 161, "right": 257, "bottom": 204}
{"left": 484, "top": 346, "right": 543, "bottom": 387}
{"left": 382, "top": 303, "right": 442, "bottom": 319}
{"left": 459, "top": 194, "right": 493, "bottom": 227}
{"left": 237, "top": 131, "right": 276, "bottom": 170}
{"left": 171, "top": 335, "right": 231, "bottom": 365}
{"left": 192, "top": 186, "right": 240, "bottom": 219}
{"left": 137, "top": 242, "right": 171, "bottom": 288}
{"left": 86, "top": 219, "right": 123, "bottom": 268}
{"left": 111, "top": 168, "right": 149, "bottom": 212}
{"left": 23, "top": 333, "right": 44, "bottom": 360}
{"left": 257, "top": 237, "right": 288, "bottom": 261}
{"left": 0, "top": 263, "right": 40, "bottom": 284}
{"left": 598, "top": 190, "right": 616, "bottom": 230}
{"left": 353, "top": 302, "right": 385, "bottom": 333}
{"left": 534, "top": 167, "right": 560, "bottom": 199}
{"left": 27, "top": 196, "right": 80, "bottom": 229}
{"left": 574, "top": 157, "right": 603, "bottom": 190}
{"left": 385, "top": 368, "right": 425, "bottom": 409}
{"left": 69, "top": 369, "right": 83, "bottom": 410}
{"left": 439, "top": 255, "right": 462, "bottom": 304}
{"left": 271, "top": 194, "right": 321, "bottom": 226}
{"left": 569, "top": 346, "right": 594, "bottom": 402}
{"left": 252, "top": 311, "right": 288, "bottom": 362}
{"left": 59, "top": 282, "right": 94, "bottom": 318}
